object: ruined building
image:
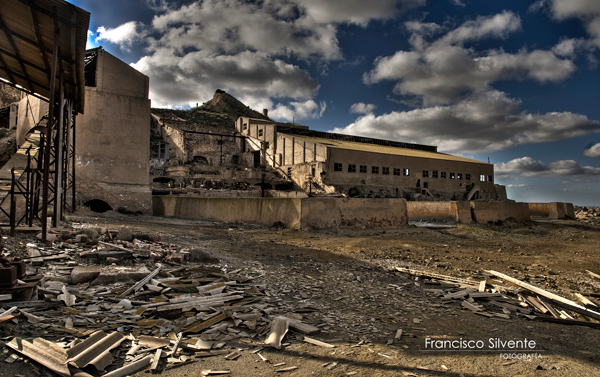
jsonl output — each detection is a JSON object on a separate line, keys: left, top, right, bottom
{"left": 236, "top": 117, "right": 506, "bottom": 200}
{"left": 16, "top": 48, "right": 151, "bottom": 213}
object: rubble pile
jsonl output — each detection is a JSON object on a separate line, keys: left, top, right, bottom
{"left": 574, "top": 206, "right": 600, "bottom": 225}
{"left": 397, "top": 267, "right": 600, "bottom": 328}
{"left": 0, "top": 226, "right": 326, "bottom": 376}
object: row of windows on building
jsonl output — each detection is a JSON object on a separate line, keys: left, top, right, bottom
{"left": 333, "top": 163, "right": 492, "bottom": 182}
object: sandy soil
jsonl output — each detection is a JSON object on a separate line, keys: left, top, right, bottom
{"left": 1, "top": 211, "right": 599, "bottom": 377}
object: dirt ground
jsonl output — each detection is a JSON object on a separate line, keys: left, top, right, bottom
{"left": 1, "top": 211, "right": 600, "bottom": 377}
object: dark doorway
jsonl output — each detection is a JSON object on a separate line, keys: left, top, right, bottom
{"left": 253, "top": 151, "right": 261, "bottom": 168}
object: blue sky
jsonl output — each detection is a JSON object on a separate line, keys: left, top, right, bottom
{"left": 72, "top": 0, "right": 600, "bottom": 205}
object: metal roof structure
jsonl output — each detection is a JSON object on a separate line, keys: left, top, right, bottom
{"left": 0, "top": 0, "right": 90, "bottom": 113}
{"left": 280, "top": 133, "right": 491, "bottom": 165}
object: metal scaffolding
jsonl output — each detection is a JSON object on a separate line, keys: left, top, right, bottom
{"left": 0, "top": 0, "right": 89, "bottom": 241}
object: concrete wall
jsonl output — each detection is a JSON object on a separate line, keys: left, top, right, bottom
{"left": 153, "top": 196, "right": 302, "bottom": 228}
{"left": 407, "top": 201, "right": 472, "bottom": 224}
{"left": 529, "top": 202, "right": 575, "bottom": 219}
{"left": 16, "top": 95, "right": 48, "bottom": 146}
{"left": 470, "top": 201, "right": 530, "bottom": 223}
{"left": 153, "top": 196, "right": 408, "bottom": 229}
{"left": 301, "top": 198, "right": 407, "bottom": 228}
{"left": 75, "top": 49, "right": 151, "bottom": 213}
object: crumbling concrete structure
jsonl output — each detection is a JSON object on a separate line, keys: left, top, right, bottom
{"left": 16, "top": 48, "right": 152, "bottom": 214}
{"left": 236, "top": 117, "right": 505, "bottom": 200}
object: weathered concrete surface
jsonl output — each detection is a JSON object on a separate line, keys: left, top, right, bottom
{"left": 407, "top": 201, "right": 472, "bottom": 224}
{"left": 529, "top": 202, "right": 575, "bottom": 219}
{"left": 76, "top": 49, "right": 151, "bottom": 213}
{"left": 301, "top": 198, "right": 407, "bottom": 229}
{"left": 153, "top": 196, "right": 408, "bottom": 229}
{"left": 153, "top": 196, "right": 302, "bottom": 228}
{"left": 470, "top": 201, "right": 530, "bottom": 223}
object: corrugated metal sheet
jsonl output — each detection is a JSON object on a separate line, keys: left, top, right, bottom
{"left": 281, "top": 133, "right": 491, "bottom": 165}
{"left": 0, "top": 0, "right": 90, "bottom": 113}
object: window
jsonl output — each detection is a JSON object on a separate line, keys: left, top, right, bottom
{"left": 334, "top": 162, "right": 343, "bottom": 171}
{"left": 441, "top": 171, "right": 447, "bottom": 179}
{"left": 480, "top": 174, "right": 486, "bottom": 181}
{"left": 263, "top": 141, "right": 269, "bottom": 149}
{"left": 287, "top": 167, "right": 292, "bottom": 178}
{"left": 423, "top": 182, "right": 428, "bottom": 188}
{"left": 243, "top": 123, "right": 247, "bottom": 130}
{"left": 348, "top": 164, "right": 356, "bottom": 173}
{"left": 372, "top": 166, "right": 379, "bottom": 174}
{"left": 488, "top": 175, "right": 493, "bottom": 182}
{"left": 403, "top": 168, "right": 410, "bottom": 176}
{"left": 360, "top": 165, "right": 367, "bottom": 173}
{"left": 423, "top": 170, "right": 429, "bottom": 178}
{"left": 432, "top": 170, "right": 438, "bottom": 178}
{"left": 393, "top": 168, "right": 401, "bottom": 176}
{"left": 465, "top": 173, "right": 471, "bottom": 180}
{"left": 457, "top": 173, "right": 463, "bottom": 180}
{"left": 450, "top": 172, "right": 455, "bottom": 179}
{"left": 258, "top": 129, "right": 263, "bottom": 137}
{"left": 382, "top": 167, "right": 390, "bottom": 175}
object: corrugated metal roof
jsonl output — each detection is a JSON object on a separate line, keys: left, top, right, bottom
{"left": 280, "top": 133, "right": 490, "bottom": 165}
{"left": 0, "top": 0, "right": 90, "bottom": 113}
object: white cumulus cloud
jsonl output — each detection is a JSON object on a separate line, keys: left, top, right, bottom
{"left": 584, "top": 143, "right": 600, "bottom": 157}
{"left": 95, "top": 21, "right": 146, "bottom": 51}
{"left": 496, "top": 156, "right": 600, "bottom": 177}
{"left": 363, "top": 12, "right": 576, "bottom": 105}
{"left": 350, "top": 103, "right": 377, "bottom": 114}
{"left": 333, "top": 90, "right": 600, "bottom": 154}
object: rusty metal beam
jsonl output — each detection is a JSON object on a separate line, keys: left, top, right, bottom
{"left": 41, "top": 20, "right": 59, "bottom": 243}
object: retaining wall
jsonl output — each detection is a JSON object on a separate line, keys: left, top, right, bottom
{"left": 470, "top": 201, "right": 530, "bottom": 223}
{"left": 529, "top": 202, "right": 575, "bottom": 219}
{"left": 301, "top": 198, "right": 407, "bottom": 228}
{"left": 153, "top": 196, "right": 408, "bottom": 229}
{"left": 407, "top": 201, "right": 472, "bottom": 224}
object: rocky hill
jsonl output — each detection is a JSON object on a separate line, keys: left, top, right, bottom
{"left": 151, "top": 89, "right": 269, "bottom": 129}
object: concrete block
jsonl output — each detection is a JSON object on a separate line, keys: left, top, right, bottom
{"left": 71, "top": 266, "right": 102, "bottom": 284}
{"left": 91, "top": 266, "right": 152, "bottom": 285}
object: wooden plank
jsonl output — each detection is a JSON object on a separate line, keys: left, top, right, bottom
{"left": 478, "top": 280, "right": 486, "bottom": 293}
{"left": 532, "top": 316, "right": 600, "bottom": 329}
{"left": 396, "top": 267, "right": 477, "bottom": 286}
{"left": 0, "top": 294, "right": 12, "bottom": 301}
{"left": 461, "top": 300, "right": 483, "bottom": 312}
{"left": 302, "top": 336, "right": 335, "bottom": 348}
{"left": 486, "top": 270, "right": 600, "bottom": 321}
{"left": 442, "top": 288, "right": 475, "bottom": 300}
{"left": 538, "top": 297, "right": 561, "bottom": 319}
{"left": 288, "top": 319, "right": 319, "bottom": 335}
{"left": 0, "top": 313, "right": 20, "bottom": 324}
{"left": 150, "top": 349, "right": 161, "bottom": 371}
{"left": 586, "top": 270, "right": 600, "bottom": 280}
{"left": 183, "top": 312, "right": 227, "bottom": 334}
{"left": 119, "top": 264, "right": 162, "bottom": 297}
{"left": 523, "top": 295, "right": 548, "bottom": 314}
{"left": 574, "top": 293, "right": 598, "bottom": 308}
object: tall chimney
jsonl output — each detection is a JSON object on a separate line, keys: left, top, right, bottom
{"left": 263, "top": 109, "right": 268, "bottom": 117}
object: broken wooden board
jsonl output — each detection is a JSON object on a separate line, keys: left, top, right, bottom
{"left": 265, "top": 317, "right": 289, "bottom": 349}
{"left": 302, "top": 336, "right": 335, "bottom": 348}
{"left": 183, "top": 312, "right": 228, "bottom": 334}
{"left": 288, "top": 318, "right": 320, "bottom": 334}
{"left": 486, "top": 270, "right": 600, "bottom": 321}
